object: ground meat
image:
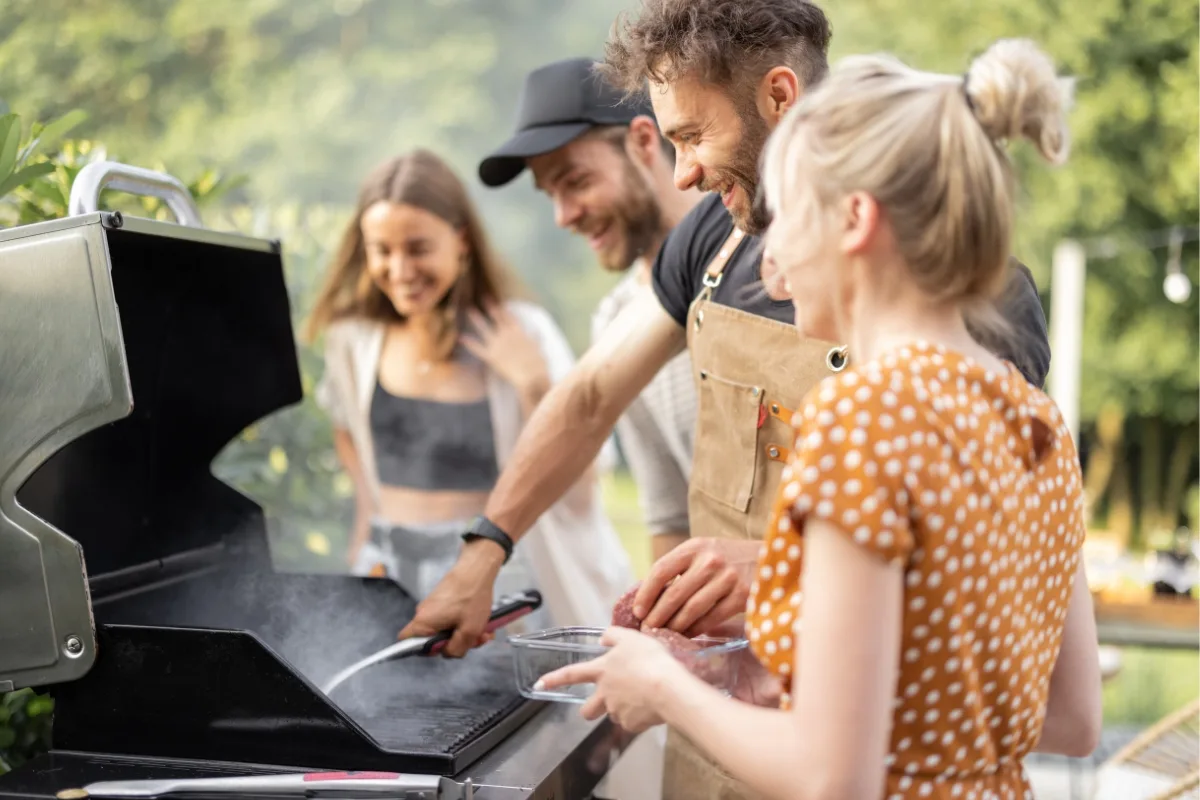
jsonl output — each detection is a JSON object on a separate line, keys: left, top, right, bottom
{"left": 611, "top": 582, "right": 643, "bottom": 630}
{"left": 610, "top": 586, "right": 729, "bottom": 686}
{"left": 643, "top": 627, "right": 725, "bottom": 685}
{"left": 640, "top": 626, "right": 700, "bottom": 652}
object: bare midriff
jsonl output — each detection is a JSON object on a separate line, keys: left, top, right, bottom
{"left": 375, "top": 485, "right": 491, "bottom": 527}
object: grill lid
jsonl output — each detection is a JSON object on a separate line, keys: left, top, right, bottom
{"left": 0, "top": 163, "right": 302, "bottom": 691}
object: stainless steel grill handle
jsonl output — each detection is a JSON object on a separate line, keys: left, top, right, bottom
{"left": 68, "top": 160, "right": 203, "bottom": 227}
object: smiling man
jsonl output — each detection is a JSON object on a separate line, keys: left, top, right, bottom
{"left": 403, "top": 8, "right": 1051, "bottom": 796}
{"left": 478, "top": 58, "right": 702, "bottom": 563}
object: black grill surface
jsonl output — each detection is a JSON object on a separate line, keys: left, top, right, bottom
{"left": 336, "top": 644, "right": 531, "bottom": 756}
{"left": 75, "top": 569, "right": 540, "bottom": 773}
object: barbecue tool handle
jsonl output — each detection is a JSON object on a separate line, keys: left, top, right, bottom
{"left": 69, "top": 161, "right": 204, "bottom": 227}
{"left": 60, "top": 771, "right": 473, "bottom": 799}
{"left": 320, "top": 589, "right": 542, "bottom": 695}
{"left": 421, "top": 588, "right": 543, "bottom": 657}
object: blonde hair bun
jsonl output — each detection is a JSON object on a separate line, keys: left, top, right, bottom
{"left": 965, "top": 38, "right": 1074, "bottom": 165}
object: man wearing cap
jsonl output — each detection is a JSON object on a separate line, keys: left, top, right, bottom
{"left": 479, "top": 57, "right": 702, "bottom": 565}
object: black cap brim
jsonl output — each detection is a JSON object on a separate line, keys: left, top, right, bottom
{"left": 478, "top": 121, "right": 593, "bottom": 187}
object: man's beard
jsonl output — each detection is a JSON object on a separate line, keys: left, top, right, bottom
{"left": 593, "top": 159, "right": 666, "bottom": 272}
{"left": 703, "top": 106, "right": 773, "bottom": 235}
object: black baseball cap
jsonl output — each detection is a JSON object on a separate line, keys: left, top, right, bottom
{"left": 478, "top": 57, "right": 656, "bottom": 188}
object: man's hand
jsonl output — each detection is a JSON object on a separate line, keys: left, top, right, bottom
{"left": 633, "top": 538, "right": 762, "bottom": 636}
{"left": 397, "top": 539, "right": 505, "bottom": 657}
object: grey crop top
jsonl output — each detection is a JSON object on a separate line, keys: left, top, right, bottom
{"left": 369, "top": 381, "right": 499, "bottom": 492}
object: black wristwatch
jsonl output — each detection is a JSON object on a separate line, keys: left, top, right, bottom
{"left": 462, "top": 516, "right": 514, "bottom": 564}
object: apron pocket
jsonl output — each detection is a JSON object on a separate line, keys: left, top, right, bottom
{"left": 691, "top": 370, "right": 761, "bottom": 513}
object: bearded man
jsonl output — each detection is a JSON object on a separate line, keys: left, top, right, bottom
{"left": 479, "top": 57, "right": 703, "bottom": 564}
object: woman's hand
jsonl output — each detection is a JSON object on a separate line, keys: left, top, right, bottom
{"left": 460, "top": 302, "right": 550, "bottom": 403}
{"left": 536, "top": 626, "right": 687, "bottom": 733}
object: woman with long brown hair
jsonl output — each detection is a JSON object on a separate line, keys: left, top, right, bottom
{"left": 307, "top": 149, "right": 631, "bottom": 630}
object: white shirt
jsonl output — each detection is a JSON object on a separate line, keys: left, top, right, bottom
{"left": 591, "top": 268, "right": 697, "bottom": 536}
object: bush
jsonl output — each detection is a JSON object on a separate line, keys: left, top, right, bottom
{"left": 0, "top": 691, "right": 53, "bottom": 775}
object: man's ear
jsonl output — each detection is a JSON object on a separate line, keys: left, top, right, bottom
{"left": 626, "top": 115, "right": 663, "bottom": 167}
{"left": 757, "top": 67, "right": 801, "bottom": 127}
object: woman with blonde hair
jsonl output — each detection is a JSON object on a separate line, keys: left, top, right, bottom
{"left": 541, "top": 38, "right": 1102, "bottom": 799}
{"left": 307, "top": 149, "right": 631, "bottom": 640}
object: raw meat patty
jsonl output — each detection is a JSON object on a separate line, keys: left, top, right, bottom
{"left": 611, "top": 585, "right": 726, "bottom": 686}
{"left": 611, "top": 582, "right": 642, "bottom": 629}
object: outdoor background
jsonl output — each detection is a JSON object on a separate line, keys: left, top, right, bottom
{"left": 0, "top": 0, "right": 1197, "bottom": 788}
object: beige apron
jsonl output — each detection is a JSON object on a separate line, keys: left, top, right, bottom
{"left": 662, "top": 228, "right": 847, "bottom": 800}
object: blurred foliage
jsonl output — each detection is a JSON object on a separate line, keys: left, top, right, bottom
{"left": 0, "top": 0, "right": 637, "bottom": 350}
{"left": 0, "top": 138, "right": 246, "bottom": 227}
{"left": 829, "top": 0, "right": 1200, "bottom": 547}
{"left": 0, "top": 691, "right": 54, "bottom": 775}
{"left": 0, "top": 108, "right": 87, "bottom": 201}
{"left": 1, "top": 0, "right": 1194, "bottom": 546}
{"left": 1101, "top": 647, "right": 1200, "bottom": 728}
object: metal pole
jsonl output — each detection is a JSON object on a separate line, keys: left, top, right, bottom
{"left": 1049, "top": 239, "right": 1086, "bottom": 445}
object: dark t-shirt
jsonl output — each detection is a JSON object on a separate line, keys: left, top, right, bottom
{"left": 651, "top": 194, "right": 1052, "bottom": 387}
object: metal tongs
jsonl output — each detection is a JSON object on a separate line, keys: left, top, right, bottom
{"left": 321, "top": 589, "right": 543, "bottom": 696}
{"left": 56, "top": 771, "right": 473, "bottom": 799}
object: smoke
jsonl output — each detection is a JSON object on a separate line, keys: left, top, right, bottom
{"left": 256, "top": 572, "right": 414, "bottom": 685}
{"left": 247, "top": 567, "right": 524, "bottom": 715}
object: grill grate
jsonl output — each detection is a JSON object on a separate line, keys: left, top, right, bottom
{"left": 333, "top": 641, "right": 528, "bottom": 755}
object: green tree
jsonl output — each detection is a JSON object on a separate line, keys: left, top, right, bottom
{"left": 0, "top": 0, "right": 639, "bottom": 350}
{"left": 831, "top": 0, "right": 1200, "bottom": 545}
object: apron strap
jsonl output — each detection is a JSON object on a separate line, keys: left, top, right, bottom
{"left": 697, "top": 227, "right": 747, "bottom": 302}
{"left": 766, "top": 400, "right": 795, "bottom": 426}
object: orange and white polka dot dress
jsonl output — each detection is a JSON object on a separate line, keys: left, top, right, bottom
{"left": 746, "top": 342, "right": 1085, "bottom": 800}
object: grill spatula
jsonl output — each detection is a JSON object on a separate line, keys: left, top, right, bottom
{"left": 321, "top": 589, "right": 542, "bottom": 696}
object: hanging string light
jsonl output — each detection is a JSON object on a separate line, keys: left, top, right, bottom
{"left": 1163, "top": 227, "right": 1192, "bottom": 304}
{"left": 1080, "top": 225, "right": 1197, "bottom": 304}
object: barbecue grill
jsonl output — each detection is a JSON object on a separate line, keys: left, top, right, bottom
{"left": 0, "top": 163, "right": 631, "bottom": 799}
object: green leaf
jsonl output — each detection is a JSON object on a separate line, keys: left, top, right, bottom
{"left": 192, "top": 173, "right": 248, "bottom": 207}
{"left": 0, "top": 114, "right": 19, "bottom": 179}
{"left": 21, "top": 110, "right": 88, "bottom": 162}
{"left": 0, "top": 162, "right": 55, "bottom": 199}
{"left": 24, "top": 695, "right": 53, "bottom": 717}
{"left": 24, "top": 175, "right": 67, "bottom": 209}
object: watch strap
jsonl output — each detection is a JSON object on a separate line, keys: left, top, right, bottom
{"left": 462, "top": 516, "right": 514, "bottom": 564}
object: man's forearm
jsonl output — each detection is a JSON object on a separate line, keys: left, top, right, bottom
{"left": 484, "top": 287, "right": 687, "bottom": 544}
{"left": 516, "top": 376, "right": 551, "bottom": 421}
{"left": 485, "top": 369, "right": 624, "bottom": 541}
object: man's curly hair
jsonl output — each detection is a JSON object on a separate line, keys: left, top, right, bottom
{"left": 598, "top": 0, "right": 832, "bottom": 99}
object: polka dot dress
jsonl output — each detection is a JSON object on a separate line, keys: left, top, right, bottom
{"left": 746, "top": 342, "right": 1085, "bottom": 800}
